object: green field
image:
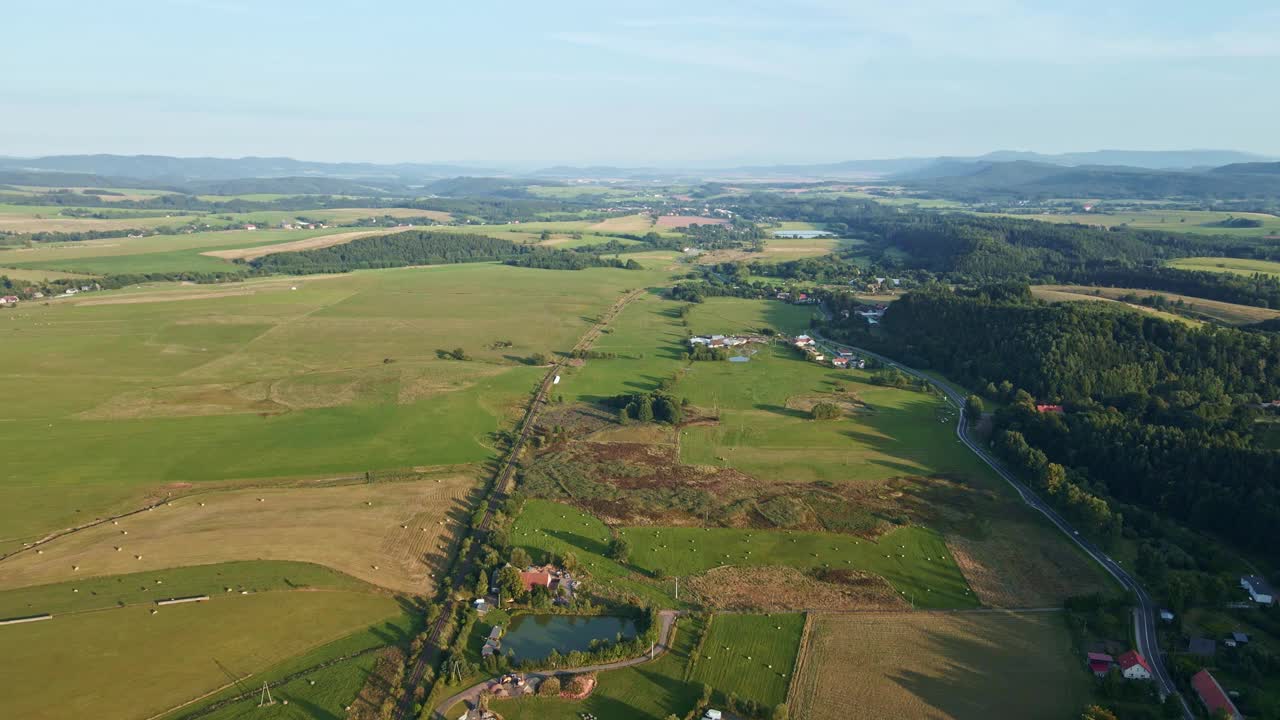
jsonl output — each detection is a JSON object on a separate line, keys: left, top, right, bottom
{"left": 0, "top": 560, "right": 371, "bottom": 618}
{"left": 689, "top": 613, "right": 805, "bottom": 708}
{"left": 511, "top": 500, "right": 676, "bottom": 607}
{"left": 623, "top": 526, "right": 974, "bottom": 609}
{"left": 1167, "top": 256, "right": 1280, "bottom": 278}
{"left": 987, "top": 209, "right": 1280, "bottom": 236}
{"left": 0, "top": 589, "right": 402, "bottom": 720}
{"left": 0, "top": 263, "right": 658, "bottom": 553}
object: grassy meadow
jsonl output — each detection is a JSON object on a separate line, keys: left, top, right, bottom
{"left": 0, "top": 263, "right": 655, "bottom": 554}
{"left": 788, "top": 611, "right": 1091, "bottom": 720}
{"left": 0, "top": 589, "right": 403, "bottom": 720}
{"left": 1167, "top": 256, "right": 1280, "bottom": 278}
{"left": 689, "top": 613, "right": 805, "bottom": 708}
{"left": 985, "top": 209, "right": 1280, "bottom": 237}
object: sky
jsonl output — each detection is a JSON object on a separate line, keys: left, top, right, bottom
{"left": 4, "top": 0, "right": 1280, "bottom": 166}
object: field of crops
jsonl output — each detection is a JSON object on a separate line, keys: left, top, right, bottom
{"left": 788, "top": 611, "right": 1090, "bottom": 720}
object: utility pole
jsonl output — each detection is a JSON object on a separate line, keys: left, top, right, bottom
{"left": 258, "top": 682, "right": 275, "bottom": 707}
{"left": 674, "top": 576, "right": 679, "bottom": 601}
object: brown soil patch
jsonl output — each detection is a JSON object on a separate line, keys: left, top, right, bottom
{"left": 785, "top": 393, "right": 869, "bottom": 415}
{"left": 947, "top": 527, "right": 1110, "bottom": 607}
{"left": 77, "top": 382, "right": 284, "bottom": 420}
{"left": 202, "top": 229, "right": 400, "bottom": 261}
{"left": 655, "top": 215, "right": 729, "bottom": 229}
{"left": 686, "top": 565, "right": 906, "bottom": 612}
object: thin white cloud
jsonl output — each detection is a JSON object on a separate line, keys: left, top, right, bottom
{"left": 550, "top": 30, "right": 814, "bottom": 81}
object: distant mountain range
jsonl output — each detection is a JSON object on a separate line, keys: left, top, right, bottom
{"left": 2, "top": 151, "right": 1278, "bottom": 200}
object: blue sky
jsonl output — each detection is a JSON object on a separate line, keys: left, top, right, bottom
{"left": 5, "top": 0, "right": 1279, "bottom": 166}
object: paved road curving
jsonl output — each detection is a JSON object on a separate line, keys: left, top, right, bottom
{"left": 432, "top": 610, "right": 679, "bottom": 719}
{"left": 813, "top": 331, "right": 1192, "bottom": 719}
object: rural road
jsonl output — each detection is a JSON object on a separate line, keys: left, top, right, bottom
{"left": 431, "top": 610, "right": 679, "bottom": 719}
{"left": 812, "top": 331, "right": 1193, "bottom": 719}
{"left": 393, "top": 289, "right": 646, "bottom": 720}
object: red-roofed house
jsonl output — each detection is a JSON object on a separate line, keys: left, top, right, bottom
{"left": 1086, "top": 652, "right": 1113, "bottom": 677}
{"left": 1191, "top": 670, "right": 1242, "bottom": 720}
{"left": 1036, "top": 404, "right": 1064, "bottom": 414}
{"left": 1117, "top": 650, "right": 1151, "bottom": 680}
{"left": 519, "top": 571, "right": 552, "bottom": 593}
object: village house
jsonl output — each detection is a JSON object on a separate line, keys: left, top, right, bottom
{"left": 1241, "top": 575, "right": 1275, "bottom": 605}
{"left": 793, "top": 335, "right": 815, "bottom": 348}
{"left": 1191, "top": 670, "right": 1243, "bottom": 720}
{"left": 1086, "top": 652, "right": 1114, "bottom": 677}
{"left": 1035, "top": 404, "right": 1065, "bottom": 414}
{"left": 481, "top": 625, "right": 504, "bottom": 657}
{"left": 519, "top": 570, "right": 552, "bottom": 593}
{"left": 0, "top": 295, "right": 19, "bottom": 307}
{"left": 1117, "top": 650, "right": 1152, "bottom": 680}
{"left": 831, "top": 356, "right": 849, "bottom": 368}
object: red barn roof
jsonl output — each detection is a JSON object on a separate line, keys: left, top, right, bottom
{"left": 519, "top": 571, "right": 552, "bottom": 592}
{"left": 1118, "top": 650, "right": 1150, "bottom": 674}
{"left": 1191, "top": 670, "right": 1242, "bottom": 720}
{"left": 1035, "top": 404, "right": 1064, "bottom": 413}
{"left": 1086, "top": 652, "right": 1113, "bottom": 663}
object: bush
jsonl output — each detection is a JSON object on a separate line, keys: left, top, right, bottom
{"left": 810, "top": 401, "right": 842, "bottom": 420}
{"left": 538, "top": 676, "right": 562, "bottom": 697}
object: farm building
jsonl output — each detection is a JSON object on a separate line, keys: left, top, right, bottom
{"left": 1035, "top": 404, "right": 1064, "bottom": 414}
{"left": 519, "top": 571, "right": 552, "bottom": 593}
{"left": 831, "top": 357, "right": 849, "bottom": 368}
{"left": 793, "top": 335, "right": 815, "bottom": 348}
{"left": 1241, "top": 575, "right": 1274, "bottom": 605}
{"left": 1, "top": 295, "right": 18, "bottom": 306}
{"left": 1187, "top": 636, "right": 1216, "bottom": 657}
{"left": 1086, "top": 652, "right": 1113, "bottom": 677}
{"left": 1117, "top": 650, "right": 1151, "bottom": 680}
{"left": 690, "top": 334, "right": 751, "bottom": 349}
{"left": 1191, "top": 670, "right": 1243, "bottom": 720}
{"left": 481, "top": 625, "right": 503, "bottom": 657}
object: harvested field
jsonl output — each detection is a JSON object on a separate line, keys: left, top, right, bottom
{"left": 946, "top": 524, "right": 1109, "bottom": 607}
{"left": 784, "top": 392, "right": 869, "bottom": 415}
{"left": 789, "top": 611, "right": 1090, "bottom": 720}
{"left": 655, "top": 215, "right": 728, "bottom": 229}
{"left": 1034, "top": 284, "right": 1280, "bottom": 325}
{"left": 588, "top": 213, "right": 654, "bottom": 233}
{"left": 686, "top": 565, "right": 906, "bottom": 612}
{"left": 690, "top": 613, "right": 804, "bottom": 709}
{"left": 0, "top": 471, "right": 476, "bottom": 593}
{"left": 0, "top": 267, "right": 96, "bottom": 282}
{"left": 201, "top": 228, "right": 399, "bottom": 260}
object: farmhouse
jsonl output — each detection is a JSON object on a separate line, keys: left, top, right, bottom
{"left": 1035, "top": 404, "right": 1064, "bottom": 414}
{"left": 793, "top": 335, "right": 815, "bottom": 348}
{"left": 481, "top": 625, "right": 504, "bottom": 657}
{"left": 0, "top": 295, "right": 18, "bottom": 306}
{"left": 689, "top": 334, "right": 751, "bottom": 349}
{"left": 1086, "top": 652, "right": 1113, "bottom": 677}
{"left": 519, "top": 571, "right": 552, "bottom": 593}
{"left": 832, "top": 357, "right": 849, "bottom": 368}
{"left": 1191, "top": 670, "right": 1243, "bottom": 720}
{"left": 1241, "top": 574, "right": 1275, "bottom": 605}
{"left": 1117, "top": 650, "right": 1151, "bottom": 680}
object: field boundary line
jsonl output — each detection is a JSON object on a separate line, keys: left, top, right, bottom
{"left": 785, "top": 612, "right": 814, "bottom": 710}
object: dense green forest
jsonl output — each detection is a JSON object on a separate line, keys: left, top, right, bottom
{"left": 248, "top": 231, "right": 637, "bottom": 274}
{"left": 832, "top": 285, "right": 1280, "bottom": 554}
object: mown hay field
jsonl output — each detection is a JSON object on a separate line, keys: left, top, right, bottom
{"left": 1034, "top": 284, "right": 1280, "bottom": 325}
{"left": 0, "top": 472, "right": 475, "bottom": 594}
{"left": 0, "top": 263, "right": 650, "bottom": 554}
{"left": 789, "top": 611, "right": 1090, "bottom": 720}
{"left": 689, "top": 613, "right": 805, "bottom": 709}
{"left": 0, "top": 589, "right": 401, "bottom": 720}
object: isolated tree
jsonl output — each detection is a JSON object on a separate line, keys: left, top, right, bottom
{"left": 810, "top": 401, "right": 841, "bottom": 420}
{"left": 636, "top": 395, "right": 655, "bottom": 423}
{"left": 965, "top": 394, "right": 984, "bottom": 417}
{"left": 608, "top": 536, "right": 632, "bottom": 563}
{"left": 510, "top": 547, "right": 532, "bottom": 568}
{"left": 496, "top": 565, "right": 524, "bottom": 600}
{"left": 474, "top": 569, "right": 488, "bottom": 598}
{"left": 529, "top": 352, "right": 548, "bottom": 365}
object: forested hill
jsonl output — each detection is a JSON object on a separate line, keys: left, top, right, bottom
{"left": 248, "top": 230, "right": 635, "bottom": 274}
{"left": 842, "top": 285, "right": 1280, "bottom": 555}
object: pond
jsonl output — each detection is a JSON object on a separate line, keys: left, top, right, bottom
{"left": 501, "top": 614, "right": 638, "bottom": 660}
